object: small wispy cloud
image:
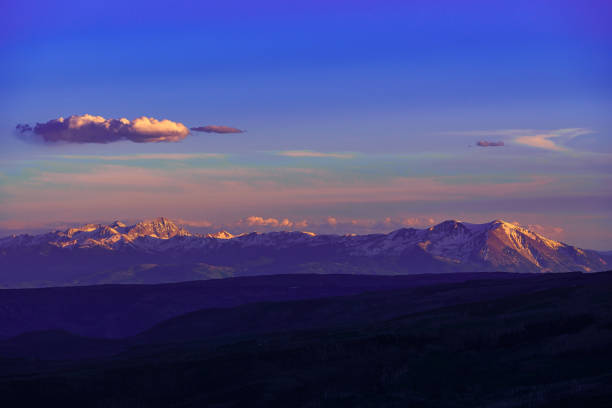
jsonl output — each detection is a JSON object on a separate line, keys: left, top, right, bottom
{"left": 445, "top": 128, "right": 592, "bottom": 152}
{"left": 514, "top": 134, "right": 568, "bottom": 152}
{"left": 326, "top": 216, "right": 338, "bottom": 226}
{"left": 56, "top": 153, "right": 225, "bottom": 161}
{"left": 190, "top": 125, "right": 244, "bottom": 134}
{"left": 514, "top": 129, "right": 591, "bottom": 152}
{"left": 476, "top": 141, "right": 504, "bottom": 147}
{"left": 276, "top": 150, "right": 354, "bottom": 159}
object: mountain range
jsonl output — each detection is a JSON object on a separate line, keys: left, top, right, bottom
{"left": 0, "top": 217, "right": 609, "bottom": 288}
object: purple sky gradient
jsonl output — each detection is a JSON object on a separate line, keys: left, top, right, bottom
{"left": 0, "top": 1, "right": 610, "bottom": 249}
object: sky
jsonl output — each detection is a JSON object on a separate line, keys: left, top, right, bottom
{"left": 1, "top": 0, "right": 611, "bottom": 249}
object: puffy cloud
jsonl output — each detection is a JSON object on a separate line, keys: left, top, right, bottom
{"left": 17, "top": 114, "right": 190, "bottom": 144}
{"left": 279, "top": 218, "right": 293, "bottom": 227}
{"left": 190, "top": 125, "right": 244, "bottom": 134}
{"left": 277, "top": 150, "right": 354, "bottom": 159}
{"left": 401, "top": 217, "right": 436, "bottom": 227}
{"left": 231, "top": 216, "right": 416, "bottom": 234}
{"left": 294, "top": 219, "right": 309, "bottom": 228}
{"left": 237, "top": 216, "right": 307, "bottom": 231}
{"left": 289, "top": 216, "right": 438, "bottom": 234}
{"left": 350, "top": 219, "right": 376, "bottom": 227}
{"left": 243, "top": 216, "right": 284, "bottom": 227}
{"left": 476, "top": 140, "right": 504, "bottom": 147}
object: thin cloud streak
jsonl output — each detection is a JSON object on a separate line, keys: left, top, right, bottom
{"left": 476, "top": 141, "right": 504, "bottom": 147}
{"left": 276, "top": 150, "right": 354, "bottom": 159}
{"left": 56, "top": 153, "right": 225, "bottom": 161}
{"left": 190, "top": 125, "right": 244, "bottom": 134}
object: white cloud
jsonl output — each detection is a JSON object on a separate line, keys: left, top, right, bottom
{"left": 243, "top": 216, "right": 286, "bottom": 227}
{"left": 18, "top": 114, "right": 190, "bottom": 144}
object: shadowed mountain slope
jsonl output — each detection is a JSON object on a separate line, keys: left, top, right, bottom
{"left": 0, "top": 273, "right": 513, "bottom": 339}
{"left": 1, "top": 271, "right": 611, "bottom": 407}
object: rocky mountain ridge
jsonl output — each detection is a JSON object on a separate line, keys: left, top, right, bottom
{"left": 1, "top": 217, "right": 607, "bottom": 276}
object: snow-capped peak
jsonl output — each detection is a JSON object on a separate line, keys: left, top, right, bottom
{"left": 110, "top": 220, "right": 127, "bottom": 228}
{"left": 127, "top": 217, "right": 190, "bottom": 239}
{"left": 206, "top": 230, "right": 235, "bottom": 240}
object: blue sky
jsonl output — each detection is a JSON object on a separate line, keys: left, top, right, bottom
{"left": 1, "top": 0, "right": 611, "bottom": 248}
